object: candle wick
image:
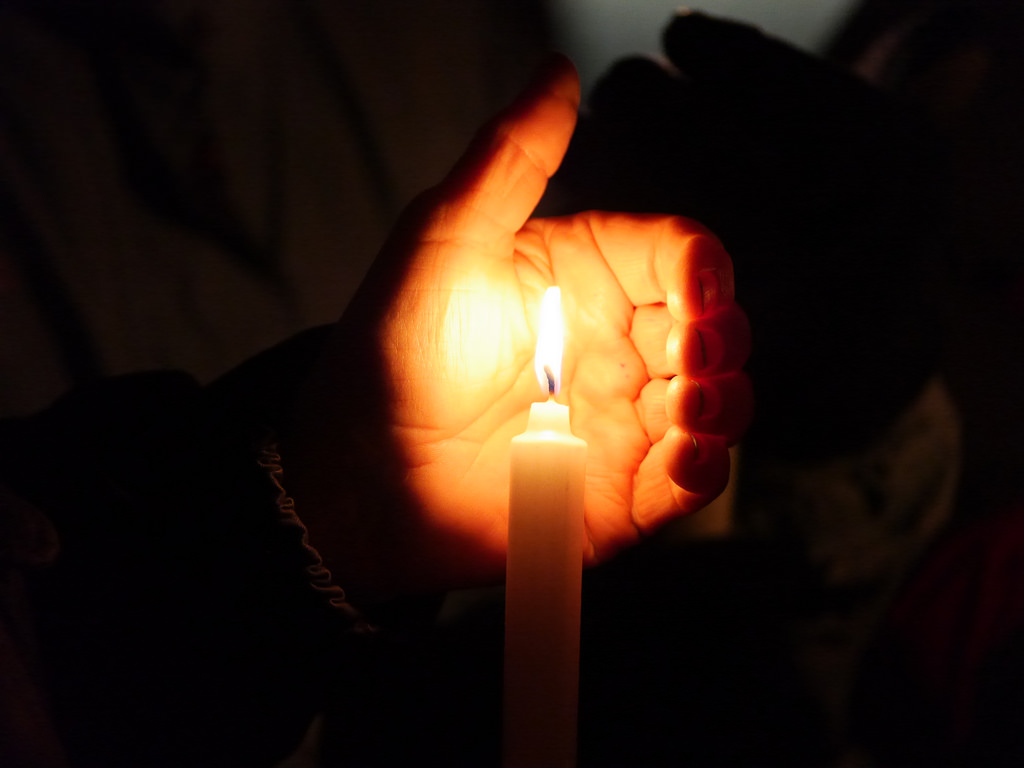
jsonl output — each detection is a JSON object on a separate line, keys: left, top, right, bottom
{"left": 543, "top": 365, "right": 556, "bottom": 396}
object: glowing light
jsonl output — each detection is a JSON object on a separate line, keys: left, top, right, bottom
{"left": 534, "top": 287, "right": 564, "bottom": 396}
{"left": 506, "top": 283, "right": 587, "bottom": 766}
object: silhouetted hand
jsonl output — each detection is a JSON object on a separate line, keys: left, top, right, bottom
{"left": 285, "top": 56, "right": 751, "bottom": 602}
{"left": 554, "top": 13, "right": 948, "bottom": 457}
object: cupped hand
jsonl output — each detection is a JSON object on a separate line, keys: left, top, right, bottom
{"left": 285, "top": 56, "right": 751, "bottom": 602}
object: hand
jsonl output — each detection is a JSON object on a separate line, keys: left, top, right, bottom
{"left": 553, "top": 13, "right": 948, "bottom": 458}
{"left": 285, "top": 56, "right": 751, "bottom": 602}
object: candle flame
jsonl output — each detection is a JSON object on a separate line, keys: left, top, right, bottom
{"left": 534, "top": 287, "right": 563, "bottom": 396}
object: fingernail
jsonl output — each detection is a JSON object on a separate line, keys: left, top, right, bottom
{"left": 685, "top": 326, "right": 707, "bottom": 374}
{"left": 686, "top": 235, "right": 733, "bottom": 318}
{"left": 671, "top": 430, "right": 730, "bottom": 497}
{"left": 698, "top": 270, "right": 719, "bottom": 315}
{"left": 684, "top": 324, "right": 722, "bottom": 375}
{"left": 679, "top": 377, "right": 703, "bottom": 425}
{"left": 689, "top": 431, "right": 701, "bottom": 460}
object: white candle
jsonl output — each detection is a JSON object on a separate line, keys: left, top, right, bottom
{"left": 503, "top": 287, "right": 587, "bottom": 768}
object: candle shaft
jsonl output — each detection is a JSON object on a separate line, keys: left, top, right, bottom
{"left": 504, "top": 399, "right": 586, "bottom": 768}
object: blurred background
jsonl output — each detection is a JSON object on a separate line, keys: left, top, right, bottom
{"left": 0, "top": 0, "right": 865, "bottom": 418}
{"left": 550, "top": 0, "right": 860, "bottom": 94}
{"left": 2, "top": 1, "right": 1022, "bottom": 765}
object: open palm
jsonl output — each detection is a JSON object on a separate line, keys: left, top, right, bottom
{"left": 286, "top": 57, "right": 751, "bottom": 602}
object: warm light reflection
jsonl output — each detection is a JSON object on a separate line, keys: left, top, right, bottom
{"left": 534, "top": 287, "right": 563, "bottom": 396}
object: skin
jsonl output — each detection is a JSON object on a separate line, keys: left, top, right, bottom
{"left": 283, "top": 55, "right": 752, "bottom": 603}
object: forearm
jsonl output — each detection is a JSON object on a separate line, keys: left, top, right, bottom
{"left": 1, "top": 354, "right": 374, "bottom": 766}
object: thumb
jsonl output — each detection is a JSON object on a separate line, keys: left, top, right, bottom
{"left": 425, "top": 54, "right": 580, "bottom": 249}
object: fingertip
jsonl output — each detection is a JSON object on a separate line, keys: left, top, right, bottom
{"left": 521, "top": 52, "right": 581, "bottom": 115}
{"left": 665, "top": 426, "right": 730, "bottom": 497}
{"left": 662, "top": 9, "right": 824, "bottom": 95}
{"left": 669, "top": 482, "right": 718, "bottom": 517}
{"left": 669, "top": 233, "right": 734, "bottom": 322}
{"left": 662, "top": 10, "right": 769, "bottom": 76}
{"left": 548, "top": 52, "right": 582, "bottom": 108}
{"left": 669, "top": 372, "right": 754, "bottom": 444}
{"left": 492, "top": 55, "right": 580, "bottom": 181}
{"left": 679, "top": 303, "right": 751, "bottom": 377}
{"left": 633, "top": 433, "right": 727, "bottom": 533}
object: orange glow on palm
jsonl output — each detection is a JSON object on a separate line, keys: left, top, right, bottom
{"left": 285, "top": 55, "right": 751, "bottom": 602}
